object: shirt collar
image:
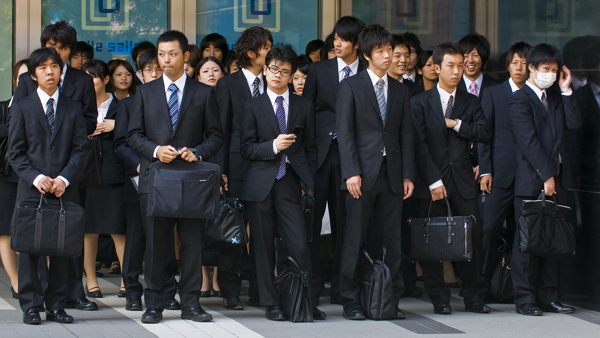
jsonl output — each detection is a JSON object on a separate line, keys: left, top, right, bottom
{"left": 266, "top": 88, "right": 290, "bottom": 107}
{"left": 337, "top": 57, "right": 360, "bottom": 75}
{"left": 463, "top": 73, "right": 483, "bottom": 92}
{"left": 136, "top": 71, "right": 145, "bottom": 84}
{"left": 61, "top": 64, "right": 67, "bottom": 80}
{"left": 572, "top": 76, "right": 587, "bottom": 89}
{"left": 437, "top": 83, "right": 457, "bottom": 104}
{"left": 37, "top": 86, "right": 59, "bottom": 108}
{"left": 99, "top": 93, "right": 114, "bottom": 110}
{"left": 163, "top": 73, "right": 187, "bottom": 93}
{"left": 403, "top": 72, "right": 416, "bottom": 82}
{"left": 366, "top": 68, "right": 388, "bottom": 88}
{"left": 241, "top": 67, "right": 263, "bottom": 91}
{"left": 508, "top": 77, "right": 521, "bottom": 93}
{"left": 526, "top": 80, "right": 545, "bottom": 101}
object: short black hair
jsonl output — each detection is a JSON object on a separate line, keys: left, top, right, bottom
{"left": 81, "top": 59, "right": 109, "bottom": 81}
{"left": 505, "top": 41, "right": 532, "bottom": 70}
{"left": 187, "top": 44, "right": 203, "bottom": 72}
{"left": 526, "top": 43, "right": 562, "bottom": 76}
{"left": 563, "top": 36, "right": 599, "bottom": 69}
{"left": 458, "top": 33, "right": 491, "bottom": 67}
{"left": 138, "top": 49, "right": 159, "bottom": 71}
{"left": 265, "top": 45, "right": 298, "bottom": 74}
{"left": 235, "top": 26, "right": 273, "bottom": 69}
{"left": 333, "top": 16, "right": 366, "bottom": 46}
{"left": 28, "top": 48, "right": 63, "bottom": 77}
{"left": 107, "top": 59, "right": 136, "bottom": 96}
{"left": 296, "top": 54, "right": 312, "bottom": 75}
{"left": 433, "top": 41, "right": 462, "bottom": 66}
{"left": 200, "top": 33, "right": 228, "bottom": 59}
{"left": 305, "top": 39, "right": 324, "bottom": 56}
{"left": 70, "top": 41, "right": 94, "bottom": 60}
{"left": 418, "top": 50, "right": 434, "bottom": 70}
{"left": 358, "top": 24, "right": 393, "bottom": 60}
{"left": 131, "top": 41, "right": 155, "bottom": 69}
{"left": 40, "top": 20, "right": 77, "bottom": 49}
{"left": 195, "top": 56, "right": 226, "bottom": 80}
{"left": 156, "top": 30, "right": 189, "bottom": 55}
{"left": 402, "top": 31, "right": 422, "bottom": 57}
{"left": 320, "top": 32, "right": 335, "bottom": 61}
{"left": 582, "top": 38, "right": 600, "bottom": 77}
{"left": 392, "top": 34, "right": 410, "bottom": 51}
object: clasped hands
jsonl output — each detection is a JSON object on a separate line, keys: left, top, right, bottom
{"left": 36, "top": 176, "right": 66, "bottom": 197}
{"left": 157, "top": 146, "right": 198, "bottom": 163}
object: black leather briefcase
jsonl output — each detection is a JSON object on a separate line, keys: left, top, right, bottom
{"left": 518, "top": 192, "right": 576, "bottom": 259}
{"left": 11, "top": 194, "right": 85, "bottom": 257}
{"left": 359, "top": 247, "right": 396, "bottom": 320}
{"left": 148, "top": 160, "right": 221, "bottom": 219}
{"left": 273, "top": 256, "right": 313, "bottom": 322}
{"left": 410, "top": 197, "right": 474, "bottom": 261}
{"left": 77, "top": 136, "right": 103, "bottom": 189}
{"left": 203, "top": 193, "right": 247, "bottom": 251}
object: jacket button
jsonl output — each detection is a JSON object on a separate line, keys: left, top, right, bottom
{"left": 380, "top": 149, "right": 384, "bottom": 152}
{"left": 51, "top": 166, "right": 56, "bottom": 170}
{"left": 51, "top": 145, "right": 55, "bottom": 149}
{"left": 449, "top": 162, "right": 453, "bottom": 166}
{"left": 329, "top": 132, "right": 333, "bottom": 136}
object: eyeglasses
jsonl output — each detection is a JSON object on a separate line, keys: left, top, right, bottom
{"left": 267, "top": 66, "right": 292, "bottom": 77}
{"left": 143, "top": 68, "right": 163, "bottom": 75}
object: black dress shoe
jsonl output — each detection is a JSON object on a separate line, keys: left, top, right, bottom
{"left": 213, "top": 290, "right": 222, "bottom": 298}
{"left": 516, "top": 303, "right": 543, "bottom": 316}
{"left": 266, "top": 305, "right": 286, "bottom": 321}
{"left": 11, "top": 287, "right": 19, "bottom": 299}
{"left": 343, "top": 303, "right": 365, "bottom": 320}
{"left": 465, "top": 301, "right": 491, "bottom": 313}
{"left": 182, "top": 307, "right": 213, "bottom": 322}
{"left": 223, "top": 296, "right": 244, "bottom": 310}
{"left": 480, "top": 291, "right": 492, "bottom": 304}
{"left": 200, "top": 290, "right": 211, "bottom": 298}
{"left": 126, "top": 298, "right": 143, "bottom": 311}
{"left": 118, "top": 288, "right": 126, "bottom": 298}
{"left": 434, "top": 301, "right": 452, "bottom": 314}
{"left": 540, "top": 302, "right": 575, "bottom": 314}
{"left": 85, "top": 285, "right": 103, "bottom": 298}
{"left": 394, "top": 307, "right": 406, "bottom": 319}
{"left": 109, "top": 261, "right": 121, "bottom": 274}
{"left": 402, "top": 285, "right": 422, "bottom": 298}
{"left": 165, "top": 298, "right": 181, "bottom": 310}
{"left": 141, "top": 308, "right": 163, "bottom": 323}
{"left": 46, "top": 309, "right": 74, "bottom": 323}
{"left": 312, "top": 307, "right": 327, "bottom": 320}
{"left": 65, "top": 298, "right": 98, "bottom": 311}
{"left": 23, "top": 307, "right": 41, "bottom": 325}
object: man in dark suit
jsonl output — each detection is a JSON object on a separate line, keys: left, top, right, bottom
{"left": 411, "top": 42, "right": 491, "bottom": 315}
{"left": 478, "top": 42, "right": 531, "bottom": 299}
{"left": 8, "top": 48, "right": 87, "bottom": 325}
{"left": 302, "top": 16, "right": 365, "bottom": 307}
{"left": 337, "top": 24, "right": 415, "bottom": 321}
{"left": 127, "top": 30, "right": 224, "bottom": 323}
{"left": 131, "top": 41, "right": 156, "bottom": 86}
{"left": 389, "top": 34, "right": 424, "bottom": 98}
{"left": 507, "top": 44, "right": 581, "bottom": 316}
{"left": 239, "top": 45, "right": 319, "bottom": 321}
{"left": 12, "top": 20, "right": 98, "bottom": 312}
{"left": 402, "top": 31, "right": 423, "bottom": 88}
{"left": 213, "top": 26, "right": 273, "bottom": 309}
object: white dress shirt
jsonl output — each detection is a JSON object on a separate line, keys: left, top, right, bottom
{"left": 153, "top": 73, "right": 188, "bottom": 158}
{"left": 571, "top": 76, "right": 587, "bottom": 89}
{"left": 33, "top": 87, "right": 70, "bottom": 188}
{"left": 269, "top": 88, "right": 291, "bottom": 164}
{"left": 97, "top": 93, "right": 113, "bottom": 123}
{"left": 242, "top": 67, "right": 264, "bottom": 95}
{"left": 337, "top": 57, "right": 360, "bottom": 82}
{"left": 136, "top": 71, "right": 145, "bottom": 84}
{"left": 463, "top": 73, "right": 484, "bottom": 97}
{"left": 366, "top": 68, "right": 388, "bottom": 156}
{"left": 60, "top": 64, "right": 67, "bottom": 87}
{"left": 403, "top": 71, "right": 416, "bottom": 83}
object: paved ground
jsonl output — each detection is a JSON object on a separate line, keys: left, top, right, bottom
{"left": 1, "top": 266, "right": 599, "bottom": 338}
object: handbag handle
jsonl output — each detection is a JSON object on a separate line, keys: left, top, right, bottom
{"left": 361, "top": 249, "right": 374, "bottom": 267}
{"left": 35, "top": 193, "right": 66, "bottom": 255}
{"left": 427, "top": 197, "right": 453, "bottom": 218}
{"left": 424, "top": 197, "right": 454, "bottom": 246}
{"left": 538, "top": 190, "right": 558, "bottom": 207}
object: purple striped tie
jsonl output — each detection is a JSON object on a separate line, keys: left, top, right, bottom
{"left": 275, "top": 96, "right": 287, "bottom": 180}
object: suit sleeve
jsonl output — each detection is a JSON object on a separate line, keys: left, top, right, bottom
{"left": 12, "top": 74, "right": 30, "bottom": 101}
{"left": 302, "top": 63, "right": 318, "bottom": 103}
{"left": 456, "top": 99, "right": 491, "bottom": 143}
{"left": 214, "top": 79, "right": 231, "bottom": 175}
{"left": 562, "top": 95, "right": 582, "bottom": 130}
{"left": 196, "top": 88, "right": 224, "bottom": 160}
{"left": 507, "top": 96, "right": 557, "bottom": 183}
{"left": 8, "top": 103, "right": 43, "bottom": 185}
{"left": 126, "top": 88, "right": 159, "bottom": 160}
{"left": 239, "top": 103, "right": 277, "bottom": 161}
{"left": 113, "top": 100, "right": 141, "bottom": 175}
{"left": 411, "top": 96, "right": 443, "bottom": 187}
{"left": 478, "top": 89, "right": 494, "bottom": 175}
{"left": 79, "top": 74, "right": 98, "bottom": 135}
{"left": 400, "top": 89, "right": 415, "bottom": 182}
{"left": 59, "top": 104, "right": 87, "bottom": 183}
{"left": 336, "top": 81, "right": 361, "bottom": 180}
{"left": 304, "top": 102, "right": 318, "bottom": 178}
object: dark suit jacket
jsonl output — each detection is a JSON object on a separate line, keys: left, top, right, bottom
{"left": 238, "top": 92, "right": 317, "bottom": 202}
{"left": 8, "top": 91, "right": 87, "bottom": 203}
{"left": 126, "top": 76, "right": 224, "bottom": 194}
{"left": 0, "top": 99, "right": 18, "bottom": 183}
{"left": 570, "top": 83, "right": 600, "bottom": 188}
{"left": 507, "top": 84, "right": 582, "bottom": 197}
{"left": 14, "top": 66, "right": 97, "bottom": 135}
{"left": 411, "top": 88, "right": 491, "bottom": 200}
{"left": 303, "top": 57, "right": 366, "bottom": 168}
{"left": 94, "top": 97, "right": 125, "bottom": 185}
{"left": 214, "top": 70, "right": 266, "bottom": 181}
{"left": 336, "top": 71, "right": 415, "bottom": 195}
{"left": 113, "top": 96, "right": 141, "bottom": 203}
{"left": 478, "top": 80, "right": 518, "bottom": 189}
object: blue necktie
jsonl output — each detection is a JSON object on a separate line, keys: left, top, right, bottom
{"left": 46, "top": 98, "right": 55, "bottom": 133}
{"left": 275, "top": 96, "right": 287, "bottom": 180}
{"left": 168, "top": 83, "right": 179, "bottom": 130}
{"left": 376, "top": 79, "right": 386, "bottom": 125}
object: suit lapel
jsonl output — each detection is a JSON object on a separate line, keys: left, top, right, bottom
{"left": 59, "top": 66, "right": 76, "bottom": 98}
{"left": 175, "top": 77, "right": 195, "bottom": 133}
{"left": 259, "top": 94, "right": 281, "bottom": 135}
{"left": 524, "top": 85, "right": 551, "bottom": 124}
{"left": 51, "top": 94, "right": 68, "bottom": 141}
{"left": 451, "top": 90, "right": 466, "bottom": 119}
{"left": 384, "top": 75, "right": 396, "bottom": 129}
{"left": 235, "top": 70, "right": 253, "bottom": 101}
{"left": 327, "top": 59, "right": 340, "bottom": 97}
{"left": 360, "top": 71, "right": 381, "bottom": 117}
{"left": 427, "top": 89, "right": 448, "bottom": 139}
{"left": 287, "top": 94, "right": 300, "bottom": 133}
{"left": 151, "top": 77, "right": 172, "bottom": 130}
{"left": 105, "top": 97, "right": 119, "bottom": 120}
{"left": 29, "top": 94, "right": 52, "bottom": 136}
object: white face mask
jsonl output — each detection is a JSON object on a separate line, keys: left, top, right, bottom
{"left": 532, "top": 68, "right": 556, "bottom": 89}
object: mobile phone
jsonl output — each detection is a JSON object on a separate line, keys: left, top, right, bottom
{"left": 287, "top": 126, "right": 303, "bottom": 139}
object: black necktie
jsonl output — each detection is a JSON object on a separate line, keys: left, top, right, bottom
{"left": 541, "top": 92, "right": 548, "bottom": 111}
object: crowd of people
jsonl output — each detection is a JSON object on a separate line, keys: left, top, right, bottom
{"left": 0, "top": 15, "right": 588, "bottom": 325}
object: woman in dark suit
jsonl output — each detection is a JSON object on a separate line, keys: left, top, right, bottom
{"left": 81, "top": 60, "right": 127, "bottom": 298}
{"left": 0, "top": 59, "right": 29, "bottom": 299}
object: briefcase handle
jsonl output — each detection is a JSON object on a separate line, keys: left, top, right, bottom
{"left": 427, "top": 197, "right": 453, "bottom": 218}
{"left": 537, "top": 190, "right": 558, "bottom": 207}
{"left": 361, "top": 246, "right": 387, "bottom": 266}
{"left": 34, "top": 193, "right": 67, "bottom": 255}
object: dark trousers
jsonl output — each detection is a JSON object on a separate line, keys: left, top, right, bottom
{"left": 19, "top": 253, "right": 68, "bottom": 311}
{"left": 416, "top": 182, "right": 485, "bottom": 306}
{"left": 310, "top": 143, "right": 346, "bottom": 305}
{"left": 216, "top": 178, "right": 243, "bottom": 299}
{"left": 481, "top": 182, "right": 515, "bottom": 280}
{"left": 140, "top": 193, "right": 203, "bottom": 311}
{"left": 511, "top": 177, "right": 565, "bottom": 307}
{"left": 65, "top": 189, "right": 87, "bottom": 300}
{"left": 245, "top": 167, "right": 312, "bottom": 306}
{"left": 401, "top": 197, "right": 418, "bottom": 287}
{"left": 340, "top": 162, "right": 404, "bottom": 307}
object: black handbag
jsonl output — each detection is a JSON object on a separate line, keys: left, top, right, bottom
{"left": 148, "top": 160, "right": 221, "bottom": 219}
{"left": 77, "top": 136, "right": 103, "bottom": 189}
{"left": 518, "top": 192, "right": 576, "bottom": 259}
{"left": 301, "top": 193, "right": 314, "bottom": 243}
{"left": 359, "top": 247, "right": 396, "bottom": 320}
{"left": 203, "top": 193, "right": 247, "bottom": 251}
{"left": 489, "top": 236, "right": 514, "bottom": 303}
{"left": 11, "top": 194, "right": 85, "bottom": 257}
{"left": 410, "top": 197, "right": 474, "bottom": 261}
{"left": 0, "top": 100, "right": 10, "bottom": 176}
{"left": 273, "top": 256, "right": 313, "bottom": 322}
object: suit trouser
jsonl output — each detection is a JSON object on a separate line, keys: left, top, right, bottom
{"left": 481, "top": 182, "right": 515, "bottom": 280}
{"left": 140, "top": 193, "right": 203, "bottom": 310}
{"left": 511, "top": 177, "right": 565, "bottom": 307}
{"left": 19, "top": 253, "right": 68, "bottom": 311}
{"left": 65, "top": 189, "right": 87, "bottom": 300}
{"left": 245, "top": 167, "right": 312, "bottom": 307}
{"left": 416, "top": 182, "right": 485, "bottom": 306}
{"left": 401, "top": 197, "right": 418, "bottom": 288}
{"left": 340, "top": 162, "right": 404, "bottom": 307}
{"left": 310, "top": 142, "right": 346, "bottom": 305}
{"left": 216, "top": 179, "right": 243, "bottom": 299}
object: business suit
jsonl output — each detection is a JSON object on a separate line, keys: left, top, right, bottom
{"left": 507, "top": 83, "right": 581, "bottom": 308}
{"left": 8, "top": 91, "right": 86, "bottom": 312}
{"left": 336, "top": 70, "right": 415, "bottom": 308}
{"left": 411, "top": 87, "right": 491, "bottom": 307}
{"left": 0, "top": 100, "right": 19, "bottom": 236}
{"left": 239, "top": 91, "right": 317, "bottom": 306}
{"left": 303, "top": 57, "right": 365, "bottom": 304}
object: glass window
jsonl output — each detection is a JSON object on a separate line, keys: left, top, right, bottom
{"left": 0, "top": 0, "right": 13, "bottom": 99}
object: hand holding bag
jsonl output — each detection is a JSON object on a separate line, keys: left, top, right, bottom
{"left": 203, "top": 192, "right": 247, "bottom": 251}
{"left": 359, "top": 247, "right": 396, "bottom": 320}
{"left": 410, "top": 197, "right": 474, "bottom": 261}
{"left": 273, "top": 256, "right": 313, "bottom": 322}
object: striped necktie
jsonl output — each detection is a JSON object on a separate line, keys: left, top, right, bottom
{"left": 275, "top": 96, "right": 287, "bottom": 180}
{"left": 168, "top": 83, "right": 179, "bottom": 130}
{"left": 376, "top": 79, "right": 386, "bottom": 125}
{"left": 342, "top": 66, "right": 351, "bottom": 81}
{"left": 46, "top": 98, "right": 55, "bottom": 133}
{"left": 252, "top": 77, "right": 260, "bottom": 98}
{"left": 445, "top": 95, "right": 454, "bottom": 118}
